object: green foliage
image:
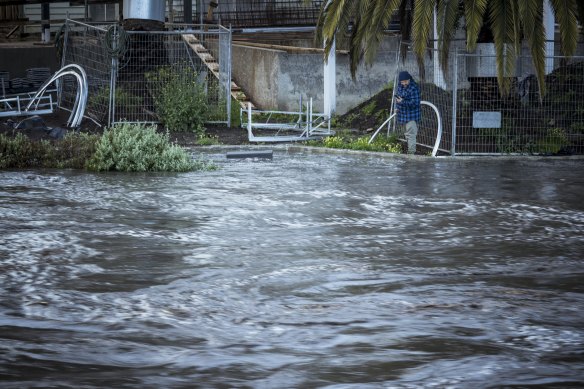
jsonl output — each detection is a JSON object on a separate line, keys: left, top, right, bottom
{"left": 308, "top": 132, "right": 402, "bottom": 153}
{"left": 362, "top": 100, "right": 377, "bottom": 116}
{"left": 206, "top": 97, "right": 227, "bottom": 123}
{"left": 54, "top": 132, "right": 100, "bottom": 168}
{"left": 89, "top": 86, "right": 143, "bottom": 111}
{"left": 88, "top": 86, "right": 143, "bottom": 120}
{"left": 86, "top": 122, "right": 212, "bottom": 172}
{"left": 536, "top": 127, "right": 569, "bottom": 154}
{"left": 0, "top": 132, "right": 98, "bottom": 169}
{"left": 569, "top": 122, "right": 584, "bottom": 134}
{"left": 329, "top": 113, "right": 341, "bottom": 128}
{"left": 322, "top": 135, "right": 347, "bottom": 148}
{"left": 196, "top": 134, "right": 222, "bottom": 146}
{"left": 146, "top": 66, "right": 208, "bottom": 134}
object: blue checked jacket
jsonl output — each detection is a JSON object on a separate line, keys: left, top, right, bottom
{"left": 395, "top": 80, "right": 421, "bottom": 124}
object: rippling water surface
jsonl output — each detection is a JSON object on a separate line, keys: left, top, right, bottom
{"left": 1, "top": 149, "right": 583, "bottom": 388}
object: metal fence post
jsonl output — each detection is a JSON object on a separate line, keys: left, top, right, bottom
{"left": 58, "top": 20, "right": 71, "bottom": 108}
{"left": 108, "top": 24, "right": 118, "bottom": 127}
{"left": 451, "top": 50, "right": 459, "bottom": 156}
{"left": 227, "top": 24, "right": 232, "bottom": 127}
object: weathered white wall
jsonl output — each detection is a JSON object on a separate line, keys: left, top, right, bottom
{"left": 232, "top": 36, "right": 410, "bottom": 114}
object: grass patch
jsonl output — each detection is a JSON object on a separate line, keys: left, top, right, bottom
{"left": 306, "top": 131, "right": 402, "bottom": 153}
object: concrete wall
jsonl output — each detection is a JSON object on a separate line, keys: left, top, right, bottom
{"left": 232, "top": 37, "right": 409, "bottom": 115}
{"left": 232, "top": 44, "right": 282, "bottom": 109}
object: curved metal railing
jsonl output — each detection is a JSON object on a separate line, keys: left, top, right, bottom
{"left": 368, "top": 100, "right": 443, "bottom": 157}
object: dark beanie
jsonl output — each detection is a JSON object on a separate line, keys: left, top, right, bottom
{"left": 398, "top": 71, "right": 411, "bottom": 81}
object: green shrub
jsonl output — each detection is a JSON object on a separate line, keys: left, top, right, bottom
{"left": 0, "top": 132, "right": 98, "bottom": 169}
{"left": 1, "top": 133, "right": 39, "bottom": 168}
{"left": 322, "top": 135, "right": 347, "bottom": 148}
{"left": 146, "top": 66, "right": 208, "bottom": 134}
{"left": 536, "top": 127, "right": 569, "bottom": 154}
{"left": 362, "top": 100, "right": 377, "bottom": 116}
{"left": 89, "top": 86, "right": 143, "bottom": 116}
{"left": 86, "top": 122, "right": 211, "bottom": 172}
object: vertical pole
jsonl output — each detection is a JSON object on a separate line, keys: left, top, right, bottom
{"left": 451, "top": 50, "right": 459, "bottom": 156}
{"left": 57, "top": 20, "right": 70, "bottom": 108}
{"left": 309, "top": 97, "right": 313, "bottom": 134}
{"left": 184, "top": 0, "right": 193, "bottom": 24}
{"left": 41, "top": 3, "right": 50, "bottom": 43}
{"left": 433, "top": 7, "right": 446, "bottom": 89}
{"left": 543, "top": 0, "right": 555, "bottom": 74}
{"left": 323, "top": 38, "right": 336, "bottom": 117}
{"left": 227, "top": 25, "right": 232, "bottom": 127}
{"left": 108, "top": 25, "right": 118, "bottom": 126}
{"left": 387, "top": 46, "right": 400, "bottom": 137}
{"left": 247, "top": 102, "right": 252, "bottom": 139}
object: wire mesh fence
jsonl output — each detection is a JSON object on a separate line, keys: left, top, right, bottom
{"left": 61, "top": 20, "right": 232, "bottom": 128}
{"left": 59, "top": 21, "right": 111, "bottom": 124}
{"left": 390, "top": 42, "right": 584, "bottom": 156}
{"left": 453, "top": 53, "right": 584, "bottom": 155}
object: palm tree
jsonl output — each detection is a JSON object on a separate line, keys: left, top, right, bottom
{"left": 313, "top": 0, "right": 583, "bottom": 97}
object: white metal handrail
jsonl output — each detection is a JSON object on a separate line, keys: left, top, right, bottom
{"left": 246, "top": 98, "right": 333, "bottom": 142}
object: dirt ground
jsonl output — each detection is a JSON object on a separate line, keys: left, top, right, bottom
{"left": 0, "top": 109, "right": 252, "bottom": 146}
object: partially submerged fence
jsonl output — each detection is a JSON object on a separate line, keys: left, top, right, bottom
{"left": 60, "top": 20, "right": 232, "bottom": 127}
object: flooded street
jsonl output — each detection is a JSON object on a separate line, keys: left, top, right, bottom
{"left": 1, "top": 149, "right": 583, "bottom": 388}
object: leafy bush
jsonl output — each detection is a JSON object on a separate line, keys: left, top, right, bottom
{"left": 86, "top": 122, "right": 212, "bottom": 172}
{"left": 0, "top": 132, "right": 98, "bottom": 169}
{"left": 536, "top": 127, "right": 569, "bottom": 154}
{"left": 146, "top": 66, "right": 208, "bottom": 134}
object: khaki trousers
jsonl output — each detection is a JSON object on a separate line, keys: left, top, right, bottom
{"left": 405, "top": 120, "right": 418, "bottom": 154}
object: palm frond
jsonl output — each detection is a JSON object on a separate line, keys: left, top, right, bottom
{"left": 411, "top": 0, "right": 435, "bottom": 62}
{"left": 345, "top": 0, "right": 402, "bottom": 77}
{"left": 518, "top": 0, "right": 547, "bottom": 99}
{"left": 488, "top": 0, "right": 518, "bottom": 95}
{"left": 463, "top": 0, "right": 488, "bottom": 51}
{"left": 549, "top": 0, "right": 579, "bottom": 56}
{"left": 436, "top": 0, "right": 462, "bottom": 75}
{"left": 316, "top": 0, "right": 360, "bottom": 63}
{"left": 362, "top": 0, "right": 403, "bottom": 65}
{"left": 320, "top": 0, "right": 352, "bottom": 42}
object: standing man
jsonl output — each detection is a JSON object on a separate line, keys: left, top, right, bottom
{"left": 395, "top": 71, "right": 421, "bottom": 154}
